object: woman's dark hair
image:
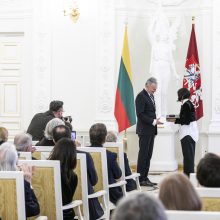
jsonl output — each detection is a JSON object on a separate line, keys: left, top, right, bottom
{"left": 49, "top": 100, "right": 63, "bottom": 112}
{"left": 49, "top": 138, "right": 76, "bottom": 187}
{"left": 177, "top": 88, "right": 190, "bottom": 102}
{"left": 196, "top": 153, "right": 220, "bottom": 187}
{"left": 89, "top": 123, "right": 107, "bottom": 146}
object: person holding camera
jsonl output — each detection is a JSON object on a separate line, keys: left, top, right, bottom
{"left": 27, "top": 100, "right": 69, "bottom": 141}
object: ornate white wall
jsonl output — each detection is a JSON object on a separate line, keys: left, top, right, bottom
{"left": 0, "top": 0, "right": 218, "bottom": 166}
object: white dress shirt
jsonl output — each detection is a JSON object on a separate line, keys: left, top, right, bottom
{"left": 179, "top": 99, "right": 199, "bottom": 142}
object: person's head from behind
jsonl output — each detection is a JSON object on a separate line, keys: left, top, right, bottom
{"left": 0, "top": 127, "right": 9, "bottom": 144}
{"left": 89, "top": 123, "right": 107, "bottom": 147}
{"left": 196, "top": 153, "right": 220, "bottom": 187}
{"left": 44, "top": 118, "right": 65, "bottom": 140}
{"left": 106, "top": 131, "right": 118, "bottom": 143}
{"left": 0, "top": 142, "right": 18, "bottom": 171}
{"left": 145, "top": 77, "right": 157, "bottom": 95}
{"left": 177, "top": 88, "right": 190, "bottom": 102}
{"left": 112, "top": 192, "right": 167, "bottom": 220}
{"left": 14, "top": 133, "right": 32, "bottom": 152}
{"left": 53, "top": 125, "right": 71, "bottom": 143}
{"left": 49, "top": 138, "right": 77, "bottom": 172}
{"left": 49, "top": 100, "right": 64, "bottom": 118}
{"left": 159, "top": 172, "right": 202, "bottom": 211}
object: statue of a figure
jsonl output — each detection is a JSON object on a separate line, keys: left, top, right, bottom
{"left": 148, "top": 6, "right": 181, "bottom": 121}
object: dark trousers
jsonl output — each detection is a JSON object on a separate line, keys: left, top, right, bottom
{"left": 137, "top": 135, "right": 155, "bottom": 182}
{"left": 181, "top": 135, "right": 195, "bottom": 176}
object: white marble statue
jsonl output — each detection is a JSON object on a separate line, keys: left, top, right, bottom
{"left": 148, "top": 5, "right": 181, "bottom": 121}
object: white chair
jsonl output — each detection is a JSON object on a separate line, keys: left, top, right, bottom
{"left": 104, "top": 142, "right": 141, "bottom": 191}
{"left": 0, "top": 171, "right": 47, "bottom": 220}
{"left": 79, "top": 147, "right": 110, "bottom": 218}
{"left": 18, "top": 151, "right": 32, "bottom": 160}
{"left": 18, "top": 160, "right": 83, "bottom": 220}
{"left": 32, "top": 146, "right": 54, "bottom": 160}
{"left": 71, "top": 153, "right": 108, "bottom": 219}
{"left": 80, "top": 146, "right": 127, "bottom": 211}
{"left": 166, "top": 210, "right": 220, "bottom": 220}
{"left": 195, "top": 187, "right": 220, "bottom": 211}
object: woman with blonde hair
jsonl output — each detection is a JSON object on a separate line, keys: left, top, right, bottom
{"left": 159, "top": 172, "right": 202, "bottom": 211}
{"left": 0, "top": 127, "right": 8, "bottom": 145}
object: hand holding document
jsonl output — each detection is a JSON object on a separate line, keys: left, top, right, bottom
{"left": 156, "top": 118, "right": 164, "bottom": 125}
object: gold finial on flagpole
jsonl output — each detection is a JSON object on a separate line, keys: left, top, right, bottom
{"left": 123, "top": 129, "right": 128, "bottom": 153}
{"left": 192, "top": 16, "right": 195, "bottom": 24}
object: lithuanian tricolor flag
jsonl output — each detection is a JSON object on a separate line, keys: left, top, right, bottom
{"left": 114, "top": 26, "right": 136, "bottom": 132}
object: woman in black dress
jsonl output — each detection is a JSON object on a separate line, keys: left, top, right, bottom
{"left": 49, "top": 138, "right": 78, "bottom": 220}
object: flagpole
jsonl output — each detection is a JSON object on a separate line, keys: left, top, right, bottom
{"left": 123, "top": 129, "right": 128, "bottom": 153}
{"left": 192, "top": 16, "right": 195, "bottom": 24}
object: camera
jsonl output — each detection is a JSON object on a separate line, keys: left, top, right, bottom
{"left": 62, "top": 116, "right": 72, "bottom": 123}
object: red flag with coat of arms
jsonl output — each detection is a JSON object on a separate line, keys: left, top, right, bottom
{"left": 183, "top": 20, "right": 203, "bottom": 120}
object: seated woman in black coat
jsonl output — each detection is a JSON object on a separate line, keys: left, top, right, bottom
{"left": 0, "top": 142, "right": 40, "bottom": 217}
{"left": 106, "top": 131, "right": 137, "bottom": 192}
{"left": 89, "top": 123, "right": 123, "bottom": 205}
{"left": 36, "top": 118, "right": 65, "bottom": 146}
{"left": 49, "top": 138, "right": 78, "bottom": 220}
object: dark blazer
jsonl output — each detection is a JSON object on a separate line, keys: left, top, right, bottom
{"left": 175, "top": 100, "right": 196, "bottom": 125}
{"left": 61, "top": 172, "right": 78, "bottom": 220}
{"left": 24, "top": 180, "right": 40, "bottom": 217}
{"left": 77, "top": 150, "right": 104, "bottom": 220}
{"left": 35, "top": 138, "right": 54, "bottom": 146}
{"left": 27, "top": 111, "right": 54, "bottom": 141}
{"left": 124, "top": 153, "right": 137, "bottom": 191}
{"left": 135, "top": 89, "right": 157, "bottom": 136}
{"left": 106, "top": 150, "right": 123, "bottom": 205}
{"left": 88, "top": 145, "right": 123, "bottom": 205}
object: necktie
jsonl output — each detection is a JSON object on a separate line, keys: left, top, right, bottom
{"left": 150, "top": 94, "right": 155, "bottom": 106}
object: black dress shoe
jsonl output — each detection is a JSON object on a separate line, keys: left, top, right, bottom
{"left": 146, "top": 178, "right": 157, "bottom": 186}
{"left": 140, "top": 180, "right": 154, "bottom": 187}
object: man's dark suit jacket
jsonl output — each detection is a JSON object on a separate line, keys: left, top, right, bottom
{"left": 89, "top": 145, "right": 123, "bottom": 205}
{"left": 124, "top": 153, "right": 137, "bottom": 191}
{"left": 77, "top": 150, "right": 104, "bottom": 220}
{"left": 24, "top": 180, "right": 40, "bottom": 217}
{"left": 175, "top": 100, "right": 196, "bottom": 125}
{"left": 106, "top": 149, "right": 123, "bottom": 204}
{"left": 135, "top": 89, "right": 157, "bottom": 136}
{"left": 27, "top": 111, "right": 54, "bottom": 140}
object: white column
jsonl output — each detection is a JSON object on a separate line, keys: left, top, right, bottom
{"left": 95, "top": 0, "right": 117, "bottom": 130}
{"left": 208, "top": 0, "right": 220, "bottom": 154}
{"left": 32, "top": 0, "right": 52, "bottom": 113}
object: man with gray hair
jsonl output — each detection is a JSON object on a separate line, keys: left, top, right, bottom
{"left": 112, "top": 192, "right": 167, "bottom": 220}
{"left": 14, "top": 133, "right": 34, "bottom": 152}
{"left": 135, "top": 77, "right": 162, "bottom": 187}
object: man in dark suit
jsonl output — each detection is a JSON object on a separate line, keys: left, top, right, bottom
{"left": 27, "top": 100, "right": 64, "bottom": 140}
{"left": 89, "top": 123, "right": 123, "bottom": 205}
{"left": 135, "top": 77, "right": 162, "bottom": 187}
{"left": 52, "top": 125, "right": 104, "bottom": 220}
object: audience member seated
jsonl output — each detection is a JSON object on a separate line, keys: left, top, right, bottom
{"left": 52, "top": 125, "right": 104, "bottom": 220}
{"left": 159, "top": 172, "right": 202, "bottom": 211}
{"left": 0, "top": 127, "right": 8, "bottom": 145}
{"left": 49, "top": 138, "right": 78, "bottom": 220}
{"left": 89, "top": 123, "right": 123, "bottom": 205}
{"left": 196, "top": 153, "right": 220, "bottom": 187}
{"left": 0, "top": 142, "right": 40, "bottom": 217}
{"left": 36, "top": 118, "right": 65, "bottom": 146}
{"left": 112, "top": 192, "right": 167, "bottom": 220}
{"left": 106, "top": 131, "right": 137, "bottom": 192}
{"left": 14, "top": 133, "right": 37, "bottom": 159}
{"left": 27, "top": 100, "right": 64, "bottom": 141}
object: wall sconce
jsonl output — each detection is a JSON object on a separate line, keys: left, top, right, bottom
{"left": 63, "top": 0, "right": 80, "bottom": 23}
